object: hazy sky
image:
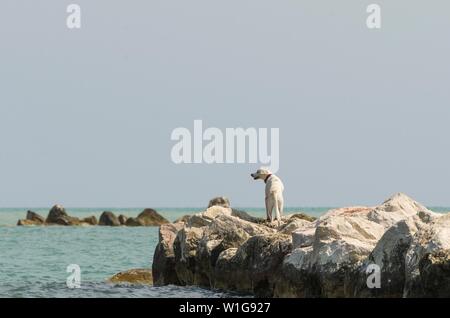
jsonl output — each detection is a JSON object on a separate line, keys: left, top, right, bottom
{"left": 0, "top": 1, "right": 449, "bottom": 208}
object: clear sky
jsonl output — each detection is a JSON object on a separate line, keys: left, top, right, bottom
{"left": 0, "top": 1, "right": 449, "bottom": 208}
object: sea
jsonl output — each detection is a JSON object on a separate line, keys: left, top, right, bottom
{"left": 0, "top": 207, "right": 447, "bottom": 298}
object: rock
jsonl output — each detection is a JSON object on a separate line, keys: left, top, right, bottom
{"left": 288, "top": 213, "right": 317, "bottom": 222}
{"left": 81, "top": 216, "right": 98, "bottom": 225}
{"left": 208, "top": 196, "right": 263, "bottom": 223}
{"left": 174, "top": 215, "right": 191, "bottom": 224}
{"left": 45, "top": 205, "right": 81, "bottom": 226}
{"left": 135, "top": 208, "right": 169, "bottom": 226}
{"left": 175, "top": 204, "right": 263, "bottom": 228}
{"left": 174, "top": 226, "right": 206, "bottom": 285}
{"left": 99, "top": 211, "right": 121, "bottom": 226}
{"left": 26, "top": 210, "right": 45, "bottom": 223}
{"left": 231, "top": 209, "right": 264, "bottom": 223}
{"left": 118, "top": 215, "right": 128, "bottom": 225}
{"left": 214, "top": 234, "right": 292, "bottom": 296}
{"left": 108, "top": 269, "right": 153, "bottom": 285}
{"left": 208, "top": 196, "right": 230, "bottom": 209}
{"left": 276, "top": 193, "right": 441, "bottom": 297}
{"left": 151, "top": 193, "right": 450, "bottom": 298}
{"left": 46, "top": 205, "right": 68, "bottom": 224}
{"left": 17, "top": 219, "right": 40, "bottom": 226}
{"left": 291, "top": 226, "right": 316, "bottom": 248}
{"left": 46, "top": 205, "right": 68, "bottom": 222}
{"left": 169, "top": 206, "right": 273, "bottom": 287}
{"left": 17, "top": 210, "right": 46, "bottom": 226}
{"left": 153, "top": 222, "right": 185, "bottom": 286}
{"left": 125, "top": 217, "right": 145, "bottom": 226}
{"left": 280, "top": 218, "right": 315, "bottom": 235}
{"left": 352, "top": 217, "right": 422, "bottom": 297}
{"left": 404, "top": 213, "right": 450, "bottom": 297}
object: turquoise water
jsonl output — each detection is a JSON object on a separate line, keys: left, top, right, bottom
{"left": 0, "top": 207, "right": 447, "bottom": 298}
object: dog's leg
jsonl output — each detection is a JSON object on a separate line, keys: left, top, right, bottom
{"left": 273, "top": 194, "right": 281, "bottom": 222}
{"left": 265, "top": 196, "right": 270, "bottom": 221}
{"left": 278, "top": 195, "right": 284, "bottom": 218}
{"left": 266, "top": 196, "right": 275, "bottom": 222}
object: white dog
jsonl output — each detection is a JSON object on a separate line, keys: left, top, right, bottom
{"left": 251, "top": 168, "right": 284, "bottom": 222}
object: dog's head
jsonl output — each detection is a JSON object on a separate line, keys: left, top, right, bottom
{"left": 251, "top": 168, "right": 272, "bottom": 181}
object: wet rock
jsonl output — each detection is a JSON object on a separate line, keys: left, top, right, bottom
{"left": 17, "top": 219, "right": 40, "bottom": 226}
{"left": 108, "top": 269, "right": 153, "bottom": 285}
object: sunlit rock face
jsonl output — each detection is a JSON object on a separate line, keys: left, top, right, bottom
{"left": 152, "top": 194, "right": 449, "bottom": 298}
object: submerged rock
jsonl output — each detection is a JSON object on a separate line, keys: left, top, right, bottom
{"left": 108, "top": 269, "right": 153, "bottom": 285}
{"left": 17, "top": 219, "right": 40, "bottom": 226}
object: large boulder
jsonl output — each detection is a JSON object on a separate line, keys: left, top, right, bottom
{"left": 46, "top": 205, "right": 68, "bottom": 223}
{"left": 45, "top": 205, "right": 81, "bottom": 225}
{"left": 99, "top": 211, "right": 121, "bottom": 226}
{"left": 151, "top": 193, "right": 449, "bottom": 298}
{"left": 152, "top": 222, "right": 185, "bottom": 286}
{"left": 214, "top": 234, "right": 292, "bottom": 296}
{"left": 174, "top": 226, "right": 206, "bottom": 285}
{"left": 352, "top": 217, "right": 424, "bottom": 297}
{"left": 276, "top": 193, "right": 440, "bottom": 297}
{"left": 162, "top": 206, "right": 274, "bottom": 288}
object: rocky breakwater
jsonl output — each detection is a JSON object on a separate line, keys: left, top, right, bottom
{"left": 17, "top": 206, "right": 169, "bottom": 227}
{"left": 152, "top": 193, "right": 450, "bottom": 297}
